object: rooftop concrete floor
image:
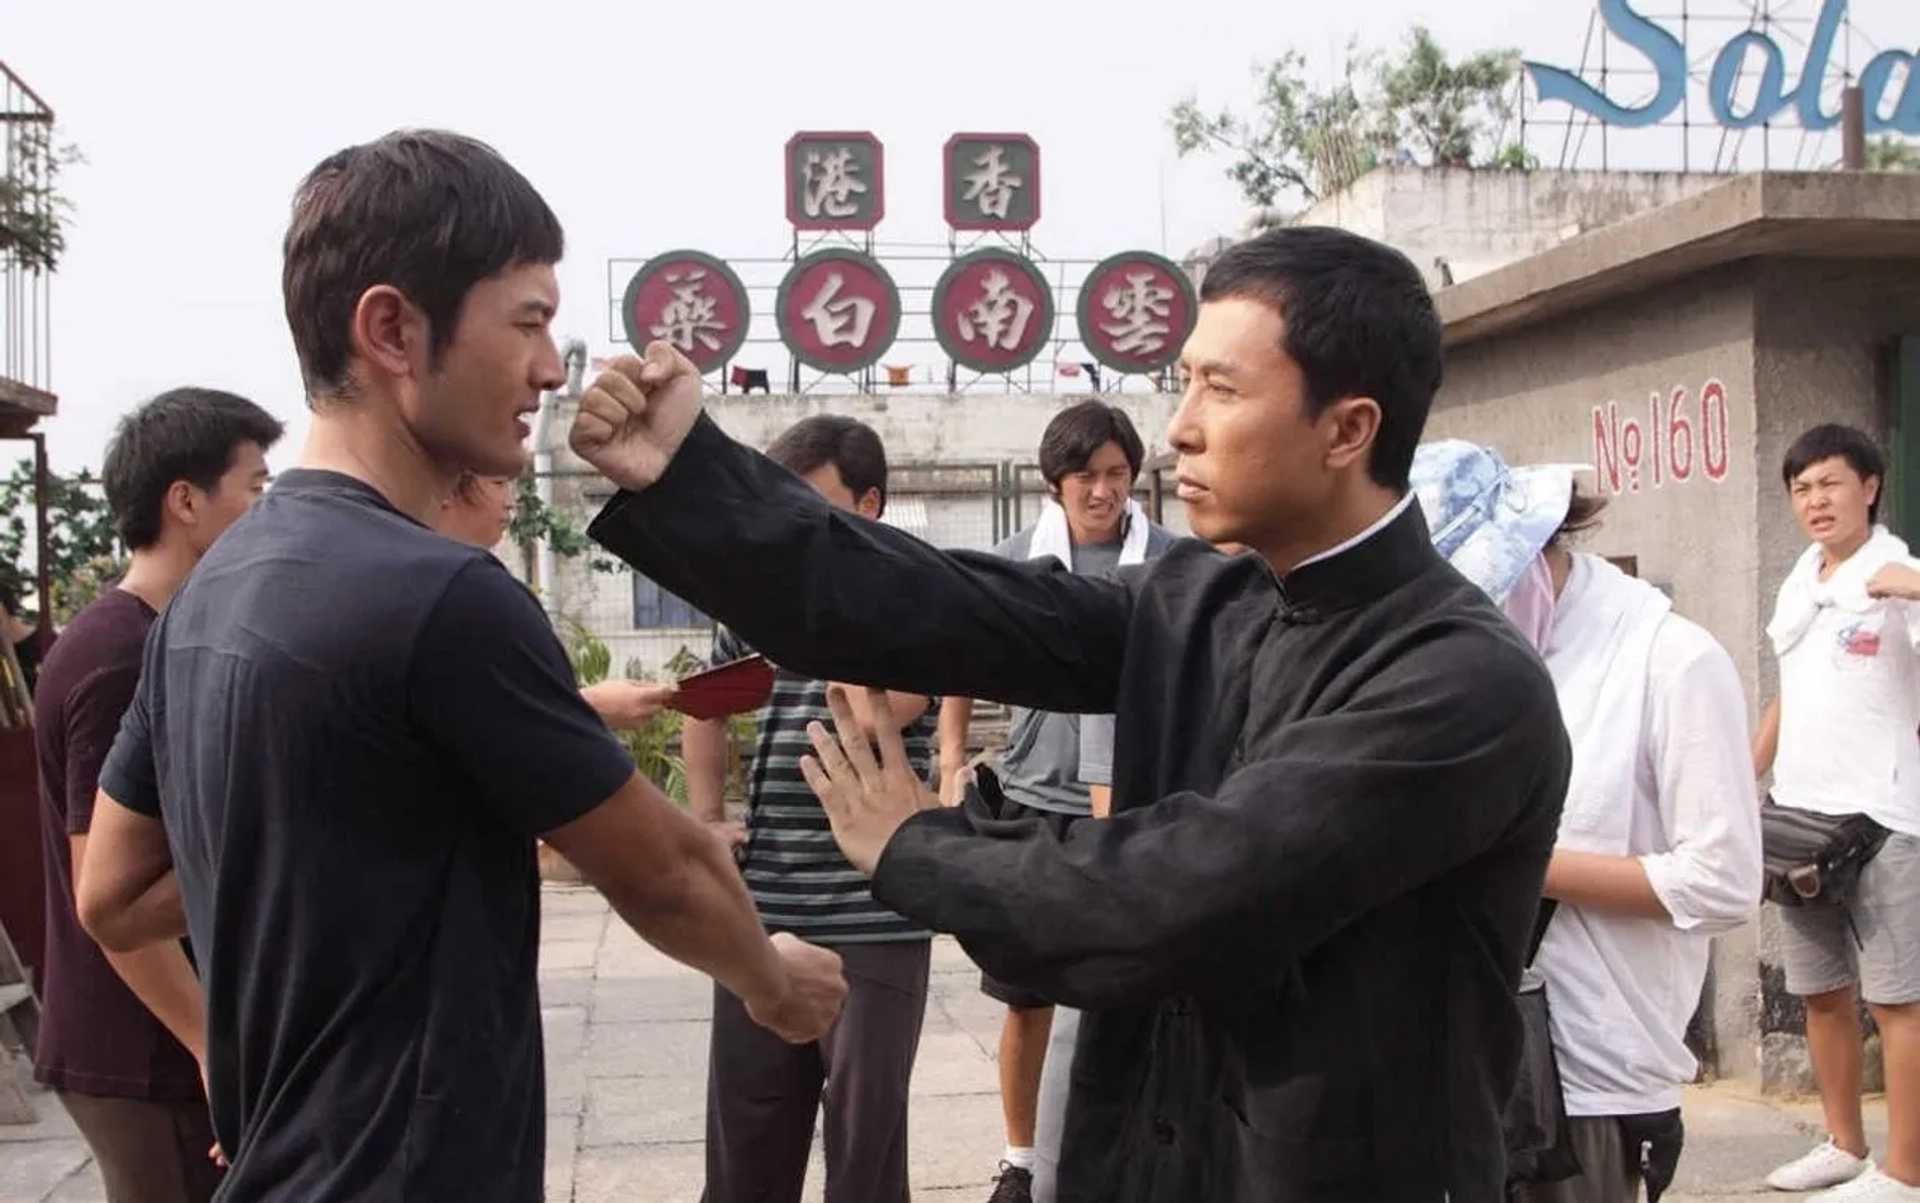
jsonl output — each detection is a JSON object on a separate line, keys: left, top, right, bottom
{"left": 0, "top": 884, "right": 1892, "bottom": 1201}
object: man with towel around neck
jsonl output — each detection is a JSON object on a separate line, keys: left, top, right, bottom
{"left": 1754, "top": 424, "right": 1920, "bottom": 1202}
{"left": 1411, "top": 440, "right": 1762, "bottom": 1203}
{"left": 936, "top": 400, "right": 1175, "bottom": 1203}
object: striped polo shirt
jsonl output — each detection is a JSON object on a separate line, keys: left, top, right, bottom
{"left": 712, "top": 628, "right": 936, "bottom": 944}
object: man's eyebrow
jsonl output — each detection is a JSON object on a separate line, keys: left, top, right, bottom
{"left": 1181, "top": 357, "right": 1238, "bottom": 378}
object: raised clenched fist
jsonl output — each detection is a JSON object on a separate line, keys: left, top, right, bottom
{"left": 568, "top": 341, "right": 706, "bottom": 491}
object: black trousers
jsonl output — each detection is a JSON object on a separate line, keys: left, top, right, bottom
{"left": 59, "top": 1091, "right": 222, "bottom": 1203}
{"left": 701, "top": 939, "right": 932, "bottom": 1203}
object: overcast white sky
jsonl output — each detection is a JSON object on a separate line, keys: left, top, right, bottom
{"left": 2, "top": 0, "right": 1910, "bottom": 473}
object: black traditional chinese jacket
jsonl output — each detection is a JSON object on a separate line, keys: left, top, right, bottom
{"left": 587, "top": 415, "right": 1571, "bottom": 1203}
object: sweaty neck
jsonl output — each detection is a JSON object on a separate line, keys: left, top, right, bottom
{"left": 118, "top": 541, "right": 202, "bottom": 613}
{"left": 1259, "top": 479, "right": 1404, "bottom": 578}
{"left": 300, "top": 396, "right": 458, "bottom": 527}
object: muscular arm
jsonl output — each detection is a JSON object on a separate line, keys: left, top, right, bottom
{"left": 543, "top": 775, "right": 789, "bottom": 1006}
{"left": 414, "top": 560, "right": 800, "bottom": 1008}
{"left": 587, "top": 415, "right": 1132, "bottom": 714}
{"left": 76, "top": 793, "right": 186, "bottom": 951}
{"left": 71, "top": 831, "right": 205, "bottom": 1063}
{"left": 868, "top": 632, "right": 1571, "bottom": 1010}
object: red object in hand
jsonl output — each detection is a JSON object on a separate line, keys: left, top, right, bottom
{"left": 670, "top": 654, "right": 775, "bottom": 720}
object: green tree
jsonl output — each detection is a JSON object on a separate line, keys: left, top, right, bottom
{"left": 0, "top": 121, "right": 81, "bottom": 274}
{"left": 0, "top": 458, "right": 122, "bottom": 621}
{"left": 1374, "top": 27, "right": 1521, "bottom": 168}
{"left": 1170, "top": 28, "right": 1523, "bottom": 207}
{"left": 1866, "top": 136, "right": 1920, "bottom": 172}
{"left": 1171, "top": 42, "right": 1385, "bottom": 206}
{"left": 508, "top": 472, "right": 620, "bottom": 581}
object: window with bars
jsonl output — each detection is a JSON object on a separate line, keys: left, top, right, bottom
{"left": 630, "top": 574, "right": 708, "bottom": 629}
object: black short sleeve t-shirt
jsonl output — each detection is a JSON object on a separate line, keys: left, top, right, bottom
{"left": 97, "top": 468, "right": 635, "bottom": 1202}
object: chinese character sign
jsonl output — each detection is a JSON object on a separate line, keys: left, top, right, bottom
{"left": 1076, "top": 251, "right": 1197, "bottom": 374}
{"left": 943, "top": 134, "right": 1040, "bottom": 232}
{"left": 786, "top": 132, "right": 886, "bottom": 231}
{"left": 775, "top": 249, "right": 902, "bottom": 374}
{"left": 620, "top": 250, "right": 751, "bottom": 375}
{"left": 932, "top": 249, "right": 1055, "bottom": 373}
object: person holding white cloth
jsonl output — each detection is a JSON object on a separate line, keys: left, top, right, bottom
{"left": 936, "top": 400, "right": 1176, "bottom": 1203}
{"left": 1409, "top": 440, "right": 1762, "bottom": 1203}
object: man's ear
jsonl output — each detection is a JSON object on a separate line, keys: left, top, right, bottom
{"left": 1320, "top": 396, "right": 1382, "bottom": 474}
{"left": 162, "top": 479, "right": 198, "bottom": 530}
{"left": 350, "top": 284, "right": 427, "bottom": 384}
{"left": 855, "top": 488, "right": 883, "bottom": 520}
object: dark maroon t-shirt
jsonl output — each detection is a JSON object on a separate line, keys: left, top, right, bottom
{"left": 32, "top": 585, "right": 203, "bottom": 1102}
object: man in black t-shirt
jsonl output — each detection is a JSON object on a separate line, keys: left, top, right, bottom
{"left": 72, "top": 130, "right": 846, "bottom": 1203}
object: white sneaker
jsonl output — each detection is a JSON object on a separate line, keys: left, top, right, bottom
{"left": 1807, "top": 1166, "right": 1920, "bottom": 1201}
{"left": 1767, "top": 1139, "right": 1871, "bottom": 1191}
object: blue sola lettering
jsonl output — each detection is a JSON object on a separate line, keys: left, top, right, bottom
{"left": 1523, "top": 0, "right": 1920, "bottom": 135}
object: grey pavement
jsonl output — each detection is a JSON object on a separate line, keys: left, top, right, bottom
{"left": 0, "top": 884, "right": 1895, "bottom": 1201}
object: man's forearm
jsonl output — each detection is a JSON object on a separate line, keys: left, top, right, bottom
{"left": 837, "top": 687, "right": 930, "bottom": 741}
{"left": 938, "top": 697, "right": 973, "bottom": 775}
{"left": 597, "top": 818, "right": 784, "bottom": 1006}
{"left": 683, "top": 719, "right": 729, "bottom": 824}
{"left": 1542, "top": 850, "right": 1669, "bottom": 919}
{"left": 102, "top": 941, "right": 207, "bottom": 1066}
{"left": 84, "top": 868, "right": 187, "bottom": 952}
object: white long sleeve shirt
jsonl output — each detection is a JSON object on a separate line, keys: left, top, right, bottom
{"left": 1539, "top": 612, "right": 1764, "bottom": 1116}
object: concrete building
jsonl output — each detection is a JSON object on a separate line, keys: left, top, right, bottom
{"left": 1426, "top": 168, "right": 1920, "bottom": 1092}
{"left": 1200, "top": 166, "right": 1726, "bottom": 293}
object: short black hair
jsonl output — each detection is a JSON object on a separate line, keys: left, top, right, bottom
{"left": 1038, "top": 401, "right": 1146, "bottom": 491}
{"left": 1551, "top": 483, "right": 1609, "bottom": 546}
{"left": 1783, "top": 423, "right": 1887, "bottom": 523}
{"left": 1199, "top": 226, "right": 1443, "bottom": 491}
{"left": 102, "top": 388, "right": 286, "bottom": 550}
{"left": 283, "top": 129, "right": 565, "bottom": 401}
{"left": 766, "top": 415, "right": 888, "bottom": 515}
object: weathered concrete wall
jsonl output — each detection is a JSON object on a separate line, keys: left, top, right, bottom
{"left": 1294, "top": 167, "right": 1726, "bottom": 290}
{"left": 1432, "top": 261, "right": 1764, "bottom": 695}
{"left": 1432, "top": 253, "right": 1920, "bottom": 1093}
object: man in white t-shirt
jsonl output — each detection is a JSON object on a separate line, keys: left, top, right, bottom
{"left": 1756, "top": 424, "right": 1920, "bottom": 1202}
{"left": 1411, "top": 440, "right": 1762, "bottom": 1203}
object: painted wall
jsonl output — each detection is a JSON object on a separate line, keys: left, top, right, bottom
{"left": 1431, "top": 255, "right": 1920, "bottom": 1091}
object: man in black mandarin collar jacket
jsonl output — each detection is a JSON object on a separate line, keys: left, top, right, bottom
{"left": 575, "top": 227, "right": 1572, "bottom": 1202}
